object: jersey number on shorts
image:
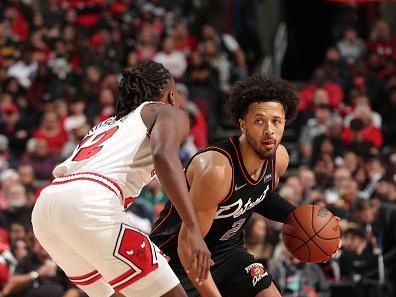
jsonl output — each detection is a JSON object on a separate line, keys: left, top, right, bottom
{"left": 73, "top": 126, "right": 119, "bottom": 162}
{"left": 220, "top": 218, "right": 246, "bottom": 241}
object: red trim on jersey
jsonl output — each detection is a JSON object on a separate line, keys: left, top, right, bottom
{"left": 151, "top": 204, "right": 173, "bottom": 234}
{"left": 53, "top": 172, "right": 124, "bottom": 199}
{"left": 70, "top": 274, "right": 102, "bottom": 286}
{"left": 157, "top": 234, "right": 176, "bottom": 248}
{"left": 69, "top": 270, "right": 99, "bottom": 280}
{"left": 229, "top": 137, "right": 268, "bottom": 186}
{"left": 52, "top": 178, "right": 118, "bottom": 197}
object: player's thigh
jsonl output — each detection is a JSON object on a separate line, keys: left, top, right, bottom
{"left": 255, "top": 283, "right": 281, "bottom": 297}
{"left": 218, "top": 250, "right": 275, "bottom": 297}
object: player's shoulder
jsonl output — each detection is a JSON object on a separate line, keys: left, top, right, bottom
{"left": 187, "top": 150, "right": 233, "bottom": 204}
{"left": 275, "top": 144, "right": 289, "bottom": 178}
{"left": 188, "top": 150, "right": 232, "bottom": 184}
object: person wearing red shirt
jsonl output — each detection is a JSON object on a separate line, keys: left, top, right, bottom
{"left": 33, "top": 112, "right": 68, "bottom": 154}
{"left": 299, "top": 68, "right": 344, "bottom": 110}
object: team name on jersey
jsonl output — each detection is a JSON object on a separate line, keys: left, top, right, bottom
{"left": 88, "top": 116, "right": 126, "bottom": 135}
{"left": 215, "top": 185, "right": 270, "bottom": 219}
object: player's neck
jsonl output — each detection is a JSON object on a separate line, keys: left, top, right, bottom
{"left": 238, "top": 136, "right": 266, "bottom": 180}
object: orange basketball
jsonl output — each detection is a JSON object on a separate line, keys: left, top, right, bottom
{"left": 282, "top": 204, "right": 340, "bottom": 263}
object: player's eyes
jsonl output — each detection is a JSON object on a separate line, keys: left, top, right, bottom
{"left": 255, "top": 119, "right": 263, "bottom": 124}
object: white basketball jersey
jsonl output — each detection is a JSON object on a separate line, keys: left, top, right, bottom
{"left": 53, "top": 102, "right": 159, "bottom": 199}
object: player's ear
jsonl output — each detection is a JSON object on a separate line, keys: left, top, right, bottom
{"left": 168, "top": 91, "right": 177, "bottom": 107}
{"left": 239, "top": 118, "right": 246, "bottom": 134}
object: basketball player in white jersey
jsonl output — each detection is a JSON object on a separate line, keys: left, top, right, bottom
{"left": 31, "top": 61, "right": 213, "bottom": 297}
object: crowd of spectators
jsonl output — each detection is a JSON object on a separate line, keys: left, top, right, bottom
{"left": 0, "top": 1, "right": 394, "bottom": 297}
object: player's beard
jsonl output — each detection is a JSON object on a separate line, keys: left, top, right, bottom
{"left": 246, "top": 130, "right": 277, "bottom": 160}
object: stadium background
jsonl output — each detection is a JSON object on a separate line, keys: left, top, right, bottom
{"left": 0, "top": 0, "right": 395, "bottom": 296}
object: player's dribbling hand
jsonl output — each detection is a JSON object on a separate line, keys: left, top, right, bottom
{"left": 178, "top": 226, "right": 214, "bottom": 285}
{"left": 323, "top": 216, "right": 342, "bottom": 263}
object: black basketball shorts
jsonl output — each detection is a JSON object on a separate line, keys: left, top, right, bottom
{"left": 171, "top": 248, "right": 275, "bottom": 297}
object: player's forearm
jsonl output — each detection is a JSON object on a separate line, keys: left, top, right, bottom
{"left": 153, "top": 151, "right": 198, "bottom": 229}
{"left": 257, "top": 192, "right": 296, "bottom": 223}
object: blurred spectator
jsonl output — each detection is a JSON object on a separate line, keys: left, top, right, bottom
{"left": 359, "top": 156, "right": 385, "bottom": 200}
{"left": 7, "top": 47, "right": 38, "bottom": 89}
{"left": 0, "top": 238, "right": 78, "bottom": 297}
{"left": 350, "top": 198, "right": 396, "bottom": 295}
{"left": 344, "top": 95, "right": 382, "bottom": 129}
{"left": 340, "top": 116, "right": 383, "bottom": 151}
{"left": 326, "top": 166, "right": 351, "bottom": 206}
{"left": 63, "top": 98, "right": 86, "bottom": 135}
{"left": 244, "top": 214, "right": 271, "bottom": 265}
{"left": 200, "top": 23, "right": 247, "bottom": 83}
{"left": 284, "top": 176, "right": 304, "bottom": 205}
{"left": 299, "top": 103, "right": 332, "bottom": 163}
{"left": 297, "top": 166, "right": 316, "bottom": 201}
{"left": 0, "top": 102, "right": 31, "bottom": 160}
{"left": 20, "top": 139, "right": 58, "bottom": 182}
{"left": 0, "top": 183, "right": 32, "bottom": 230}
{"left": 201, "top": 38, "right": 231, "bottom": 93}
{"left": 368, "top": 20, "right": 396, "bottom": 65}
{"left": 176, "top": 83, "right": 208, "bottom": 149}
{"left": 32, "top": 112, "right": 67, "bottom": 154}
{"left": 337, "top": 27, "right": 366, "bottom": 65}
{"left": 299, "top": 68, "right": 344, "bottom": 111}
{"left": 270, "top": 243, "right": 330, "bottom": 297}
{"left": 153, "top": 36, "right": 187, "bottom": 80}
{"left": 171, "top": 22, "right": 198, "bottom": 57}
{"left": 135, "top": 28, "right": 158, "bottom": 63}
{"left": 17, "top": 164, "right": 38, "bottom": 207}
{"left": 373, "top": 178, "right": 396, "bottom": 203}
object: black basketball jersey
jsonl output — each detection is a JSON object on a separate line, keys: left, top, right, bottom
{"left": 150, "top": 136, "right": 276, "bottom": 260}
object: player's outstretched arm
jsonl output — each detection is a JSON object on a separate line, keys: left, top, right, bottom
{"left": 143, "top": 104, "right": 212, "bottom": 283}
{"left": 179, "top": 151, "right": 232, "bottom": 297}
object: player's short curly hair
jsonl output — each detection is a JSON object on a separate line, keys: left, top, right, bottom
{"left": 225, "top": 75, "right": 300, "bottom": 125}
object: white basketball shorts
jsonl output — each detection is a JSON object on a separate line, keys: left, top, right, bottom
{"left": 31, "top": 173, "right": 179, "bottom": 297}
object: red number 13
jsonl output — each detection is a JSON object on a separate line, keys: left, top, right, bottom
{"left": 73, "top": 126, "right": 119, "bottom": 162}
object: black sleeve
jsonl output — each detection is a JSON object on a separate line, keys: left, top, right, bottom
{"left": 255, "top": 191, "right": 296, "bottom": 223}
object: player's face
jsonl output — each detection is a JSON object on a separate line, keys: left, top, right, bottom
{"left": 240, "top": 101, "right": 286, "bottom": 160}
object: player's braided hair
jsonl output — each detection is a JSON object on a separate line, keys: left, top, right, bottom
{"left": 225, "top": 75, "right": 299, "bottom": 125}
{"left": 115, "top": 61, "right": 171, "bottom": 119}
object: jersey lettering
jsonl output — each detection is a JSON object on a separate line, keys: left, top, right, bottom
{"left": 73, "top": 126, "right": 119, "bottom": 162}
{"left": 220, "top": 218, "right": 246, "bottom": 241}
{"left": 215, "top": 185, "right": 270, "bottom": 219}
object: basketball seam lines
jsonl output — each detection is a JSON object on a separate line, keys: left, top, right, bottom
{"left": 291, "top": 212, "right": 333, "bottom": 257}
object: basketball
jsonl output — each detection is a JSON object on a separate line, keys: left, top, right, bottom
{"left": 282, "top": 204, "right": 340, "bottom": 263}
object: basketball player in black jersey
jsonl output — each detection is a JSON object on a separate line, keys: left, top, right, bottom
{"left": 151, "top": 75, "right": 301, "bottom": 297}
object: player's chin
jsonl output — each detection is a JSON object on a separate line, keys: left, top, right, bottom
{"left": 258, "top": 148, "right": 276, "bottom": 159}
